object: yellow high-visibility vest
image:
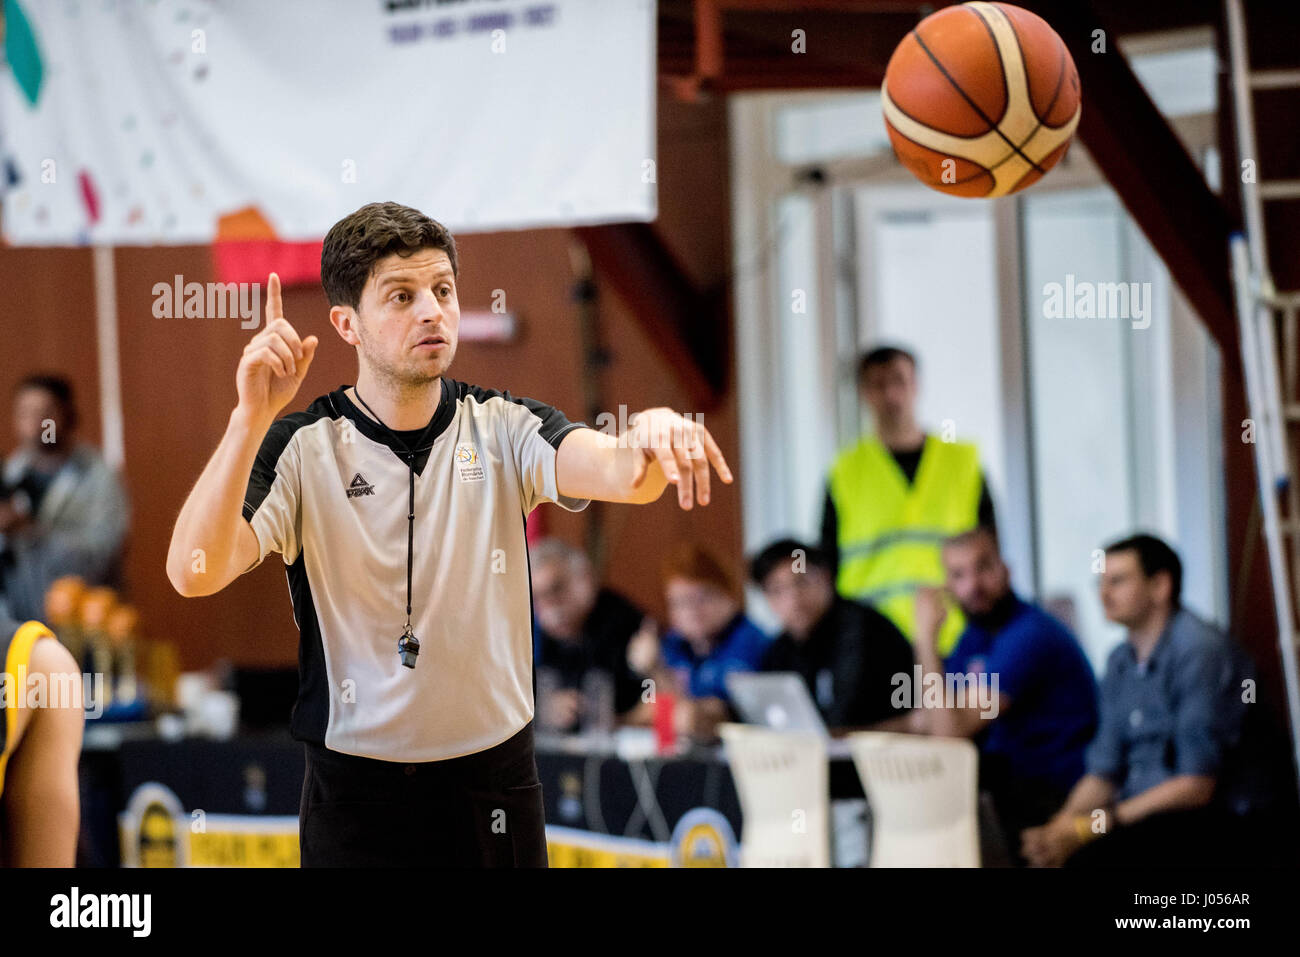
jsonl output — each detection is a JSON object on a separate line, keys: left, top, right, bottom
{"left": 828, "top": 435, "right": 982, "bottom": 655}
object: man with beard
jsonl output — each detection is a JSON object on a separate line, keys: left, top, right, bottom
{"left": 912, "top": 526, "right": 1098, "bottom": 857}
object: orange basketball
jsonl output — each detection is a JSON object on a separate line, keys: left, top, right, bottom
{"left": 882, "top": 1, "right": 1081, "bottom": 198}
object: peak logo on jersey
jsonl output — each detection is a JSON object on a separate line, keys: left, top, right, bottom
{"left": 346, "top": 472, "right": 375, "bottom": 498}
{"left": 454, "top": 443, "right": 485, "bottom": 483}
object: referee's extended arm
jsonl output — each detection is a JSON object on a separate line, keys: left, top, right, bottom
{"left": 555, "top": 407, "right": 732, "bottom": 510}
{"left": 167, "top": 274, "right": 318, "bottom": 597}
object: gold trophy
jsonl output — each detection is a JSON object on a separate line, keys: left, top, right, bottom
{"left": 44, "top": 576, "right": 87, "bottom": 669}
{"left": 106, "top": 604, "right": 140, "bottom": 708}
{"left": 79, "top": 586, "right": 118, "bottom": 708}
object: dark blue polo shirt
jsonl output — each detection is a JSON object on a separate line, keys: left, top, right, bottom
{"left": 662, "top": 613, "right": 769, "bottom": 703}
{"left": 945, "top": 593, "right": 1098, "bottom": 793}
{"left": 1085, "top": 607, "right": 1255, "bottom": 808}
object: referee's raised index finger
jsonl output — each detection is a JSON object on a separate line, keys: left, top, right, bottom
{"left": 266, "top": 272, "right": 283, "bottom": 325}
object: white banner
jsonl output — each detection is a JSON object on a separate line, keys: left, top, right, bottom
{"left": 0, "top": 0, "right": 657, "bottom": 246}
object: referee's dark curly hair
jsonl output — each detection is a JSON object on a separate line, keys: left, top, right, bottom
{"left": 321, "top": 202, "right": 458, "bottom": 308}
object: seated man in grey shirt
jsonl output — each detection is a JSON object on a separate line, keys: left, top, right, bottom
{"left": 1022, "top": 534, "right": 1291, "bottom": 867}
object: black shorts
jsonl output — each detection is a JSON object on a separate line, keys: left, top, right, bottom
{"left": 298, "top": 721, "right": 548, "bottom": 867}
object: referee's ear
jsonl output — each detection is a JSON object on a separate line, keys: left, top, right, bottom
{"left": 329, "top": 304, "right": 361, "bottom": 346}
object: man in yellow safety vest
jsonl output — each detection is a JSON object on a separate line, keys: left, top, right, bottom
{"left": 820, "top": 346, "right": 996, "bottom": 656}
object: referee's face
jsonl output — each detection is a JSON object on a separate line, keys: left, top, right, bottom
{"left": 352, "top": 248, "right": 460, "bottom": 385}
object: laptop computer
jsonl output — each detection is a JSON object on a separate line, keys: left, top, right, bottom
{"left": 726, "top": 672, "right": 830, "bottom": 737}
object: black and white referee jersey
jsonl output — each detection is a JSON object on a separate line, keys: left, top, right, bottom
{"left": 240, "top": 378, "right": 590, "bottom": 762}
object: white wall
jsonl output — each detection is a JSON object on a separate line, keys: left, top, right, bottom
{"left": 1021, "top": 188, "right": 1227, "bottom": 669}
{"left": 854, "top": 189, "right": 1006, "bottom": 507}
{"left": 1022, "top": 189, "right": 1135, "bottom": 667}
{"left": 773, "top": 193, "right": 839, "bottom": 544}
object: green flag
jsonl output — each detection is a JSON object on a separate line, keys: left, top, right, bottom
{"left": 4, "top": 0, "right": 44, "bottom": 106}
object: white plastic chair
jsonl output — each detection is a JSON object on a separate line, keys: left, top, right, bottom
{"left": 846, "top": 732, "right": 980, "bottom": 867}
{"left": 719, "top": 723, "right": 830, "bottom": 867}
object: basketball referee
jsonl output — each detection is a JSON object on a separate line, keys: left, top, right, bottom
{"left": 166, "top": 202, "right": 731, "bottom": 867}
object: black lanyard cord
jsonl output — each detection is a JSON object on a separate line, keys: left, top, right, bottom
{"left": 406, "top": 454, "right": 415, "bottom": 626}
{"left": 352, "top": 386, "right": 426, "bottom": 669}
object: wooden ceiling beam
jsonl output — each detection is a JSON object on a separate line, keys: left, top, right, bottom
{"left": 573, "top": 223, "right": 727, "bottom": 411}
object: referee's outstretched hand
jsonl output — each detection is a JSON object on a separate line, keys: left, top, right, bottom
{"left": 627, "top": 407, "right": 732, "bottom": 510}
{"left": 236, "top": 273, "right": 319, "bottom": 421}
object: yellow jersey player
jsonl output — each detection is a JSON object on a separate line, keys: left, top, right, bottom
{"left": 0, "top": 613, "right": 83, "bottom": 866}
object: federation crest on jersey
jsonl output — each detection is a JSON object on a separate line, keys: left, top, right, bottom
{"left": 454, "top": 443, "right": 485, "bottom": 482}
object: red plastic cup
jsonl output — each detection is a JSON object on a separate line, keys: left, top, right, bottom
{"left": 654, "top": 689, "right": 677, "bottom": 755}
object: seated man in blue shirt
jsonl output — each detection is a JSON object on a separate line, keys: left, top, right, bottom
{"left": 913, "top": 526, "right": 1098, "bottom": 852}
{"left": 1022, "top": 533, "right": 1278, "bottom": 867}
